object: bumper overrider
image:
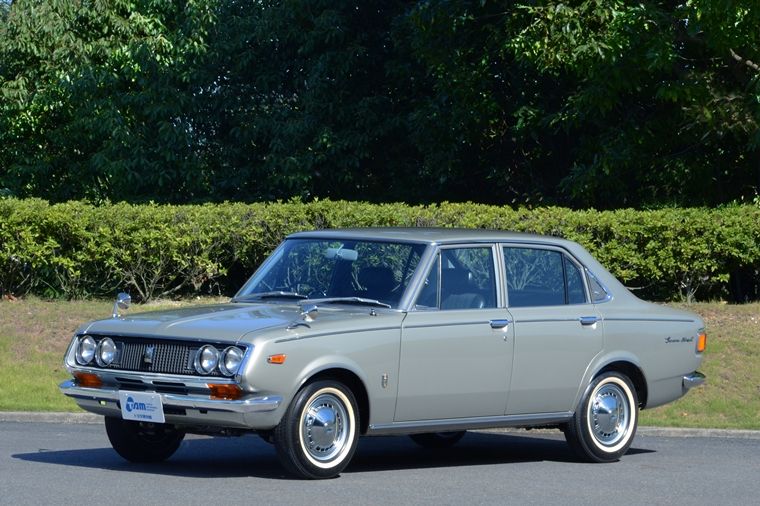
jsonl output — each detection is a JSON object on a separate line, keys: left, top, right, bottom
{"left": 682, "top": 371, "right": 706, "bottom": 390}
{"left": 59, "top": 375, "right": 283, "bottom": 429}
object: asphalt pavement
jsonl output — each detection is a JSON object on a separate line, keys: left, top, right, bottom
{"left": 1, "top": 415, "right": 759, "bottom": 505}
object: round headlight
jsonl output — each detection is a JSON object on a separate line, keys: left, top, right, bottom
{"left": 220, "top": 347, "right": 244, "bottom": 376}
{"left": 76, "top": 336, "right": 97, "bottom": 365}
{"left": 194, "top": 345, "right": 219, "bottom": 375}
{"left": 96, "top": 338, "right": 116, "bottom": 367}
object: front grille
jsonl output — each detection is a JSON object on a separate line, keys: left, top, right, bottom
{"left": 82, "top": 335, "right": 242, "bottom": 377}
{"left": 118, "top": 341, "right": 193, "bottom": 375}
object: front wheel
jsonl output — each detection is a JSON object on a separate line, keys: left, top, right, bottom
{"left": 104, "top": 417, "right": 185, "bottom": 463}
{"left": 273, "top": 380, "right": 359, "bottom": 479}
{"left": 564, "top": 372, "right": 638, "bottom": 462}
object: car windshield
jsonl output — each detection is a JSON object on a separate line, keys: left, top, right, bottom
{"left": 234, "top": 238, "right": 427, "bottom": 309}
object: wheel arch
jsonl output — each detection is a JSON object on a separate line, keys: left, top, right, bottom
{"left": 303, "top": 368, "right": 370, "bottom": 435}
{"left": 595, "top": 361, "right": 648, "bottom": 409}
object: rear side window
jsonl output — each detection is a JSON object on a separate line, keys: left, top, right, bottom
{"left": 503, "top": 247, "right": 588, "bottom": 307}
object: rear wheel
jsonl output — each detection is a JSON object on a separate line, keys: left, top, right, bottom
{"left": 409, "top": 431, "right": 466, "bottom": 449}
{"left": 273, "top": 380, "right": 359, "bottom": 479}
{"left": 564, "top": 372, "right": 638, "bottom": 462}
{"left": 104, "top": 417, "right": 185, "bottom": 463}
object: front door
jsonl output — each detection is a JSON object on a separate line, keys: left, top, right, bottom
{"left": 395, "top": 245, "right": 515, "bottom": 421}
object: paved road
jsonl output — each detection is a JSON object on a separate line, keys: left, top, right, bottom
{"left": 2, "top": 421, "right": 758, "bottom": 505}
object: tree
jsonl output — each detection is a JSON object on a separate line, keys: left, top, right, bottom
{"left": 1, "top": 1, "right": 758, "bottom": 208}
{"left": 0, "top": 0, "right": 215, "bottom": 203}
{"left": 405, "top": 0, "right": 760, "bottom": 207}
{"left": 193, "top": 0, "right": 428, "bottom": 202}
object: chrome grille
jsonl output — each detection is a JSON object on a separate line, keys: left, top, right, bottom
{"left": 118, "top": 341, "right": 194, "bottom": 375}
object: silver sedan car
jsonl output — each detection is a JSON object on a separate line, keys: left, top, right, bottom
{"left": 60, "top": 228, "right": 706, "bottom": 478}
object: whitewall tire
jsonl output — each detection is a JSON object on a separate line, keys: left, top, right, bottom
{"left": 564, "top": 372, "right": 638, "bottom": 462}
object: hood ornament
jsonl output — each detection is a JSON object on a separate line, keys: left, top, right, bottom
{"left": 288, "top": 304, "right": 318, "bottom": 330}
{"left": 300, "top": 304, "right": 318, "bottom": 322}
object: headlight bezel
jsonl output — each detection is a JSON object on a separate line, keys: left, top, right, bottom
{"left": 194, "top": 345, "right": 220, "bottom": 375}
{"left": 75, "top": 335, "right": 97, "bottom": 365}
{"left": 95, "top": 337, "right": 117, "bottom": 367}
{"left": 219, "top": 346, "right": 244, "bottom": 377}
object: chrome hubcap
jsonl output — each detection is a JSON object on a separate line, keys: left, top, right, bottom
{"left": 301, "top": 392, "right": 349, "bottom": 462}
{"left": 590, "top": 383, "right": 629, "bottom": 446}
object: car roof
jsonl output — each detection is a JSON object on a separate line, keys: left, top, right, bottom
{"left": 287, "top": 227, "right": 574, "bottom": 246}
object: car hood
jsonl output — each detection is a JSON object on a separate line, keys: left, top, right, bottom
{"left": 79, "top": 302, "right": 404, "bottom": 344}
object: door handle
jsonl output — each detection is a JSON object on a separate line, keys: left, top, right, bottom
{"left": 579, "top": 316, "right": 599, "bottom": 326}
{"left": 489, "top": 319, "right": 511, "bottom": 329}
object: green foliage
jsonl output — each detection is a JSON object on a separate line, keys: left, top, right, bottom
{"left": 0, "top": 0, "right": 215, "bottom": 203}
{"left": 406, "top": 0, "right": 760, "bottom": 208}
{"left": 1, "top": 1, "right": 758, "bottom": 208}
{"left": 0, "top": 199, "right": 758, "bottom": 302}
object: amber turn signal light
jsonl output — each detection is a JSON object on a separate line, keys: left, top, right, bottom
{"left": 697, "top": 331, "right": 707, "bottom": 353}
{"left": 208, "top": 383, "right": 243, "bottom": 400}
{"left": 73, "top": 371, "right": 102, "bottom": 388}
{"left": 267, "top": 354, "right": 287, "bottom": 365}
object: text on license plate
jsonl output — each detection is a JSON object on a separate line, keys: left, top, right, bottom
{"left": 118, "top": 391, "right": 165, "bottom": 423}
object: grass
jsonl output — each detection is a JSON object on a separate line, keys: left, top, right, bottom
{"left": 639, "top": 302, "right": 760, "bottom": 430}
{"left": 0, "top": 298, "right": 758, "bottom": 429}
{"left": 0, "top": 297, "right": 220, "bottom": 412}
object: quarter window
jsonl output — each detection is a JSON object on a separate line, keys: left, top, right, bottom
{"left": 503, "top": 247, "right": 588, "bottom": 307}
{"left": 587, "top": 271, "right": 611, "bottom": 303}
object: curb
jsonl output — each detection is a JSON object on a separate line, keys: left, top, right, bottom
{"left": 636, "top": 426, "right": 760, "bottom": 440}
{"left": 479, "top": 426, "right": 760, "bottom": 440}
{"left": 0, "top": 411, "right": 101, "bottom": 424}
{"left": 2, "top": 411, "right": 759, "bottom": 439}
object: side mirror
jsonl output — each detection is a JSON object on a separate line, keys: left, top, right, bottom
{"left": 112, "top": 292, "right": 131, "bottom": 318}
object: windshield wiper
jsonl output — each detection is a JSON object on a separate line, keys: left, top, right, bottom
{"left": 233, "top": 291, "right": 308, "bottom": 302}
{"left": 306, "top": 297, "right": 392, "bottom": 309}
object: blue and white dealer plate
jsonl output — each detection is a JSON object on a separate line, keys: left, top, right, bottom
{"left": 118, "top": 391, "right": 165, "bottom": 423}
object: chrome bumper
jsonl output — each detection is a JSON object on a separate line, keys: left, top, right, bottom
{"left": 59, "top": 380, "right": 282, "bottom": 428}
{"left": 682, "top": 371, "right": 706, "bottom": 390}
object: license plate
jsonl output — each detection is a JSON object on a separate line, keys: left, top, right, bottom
{"left": 119, "top": 391, "right": 165, "bottom": 423}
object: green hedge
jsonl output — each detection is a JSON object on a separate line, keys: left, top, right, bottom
{"left": 1, "top": 198, "right": 758, "bottom": 302}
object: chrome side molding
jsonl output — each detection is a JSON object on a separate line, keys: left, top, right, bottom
{"left": 367, "top": 411, "right": 573, "bottom": 435}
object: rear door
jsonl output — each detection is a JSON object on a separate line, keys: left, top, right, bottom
{"left": 501, "top": 245, "right": 603, "bottom": 415}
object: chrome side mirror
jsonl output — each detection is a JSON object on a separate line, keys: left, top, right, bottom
{"left": 112, "top": 292, "right": 131, "bottom": 319}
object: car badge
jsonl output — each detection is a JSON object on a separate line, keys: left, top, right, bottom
{"left": 143, "top": 344, "right": 155, "bottom": 364}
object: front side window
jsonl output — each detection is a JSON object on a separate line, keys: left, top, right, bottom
{"left": 415, "top": 246, "right": 497, "bottom": 310}
{"left": 503, "top": 247, "right": 588, "bottom": 307}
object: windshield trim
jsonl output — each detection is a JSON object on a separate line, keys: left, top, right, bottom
{"left": 232, "top": 291, "right": 308, "bottom": 303}
{"left": 303, "top": 297, "right": 392, "bottom": 309}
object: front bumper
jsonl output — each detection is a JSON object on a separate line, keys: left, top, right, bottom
{"left": 59, "top": 380, "right": 283, "bottom": 430}
{"left": 682, "top": 371, "right": 706, "bottom": 390}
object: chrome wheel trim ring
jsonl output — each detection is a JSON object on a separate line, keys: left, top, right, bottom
{"left": 298, "top": 388, "right": 354, "bottom": 467}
